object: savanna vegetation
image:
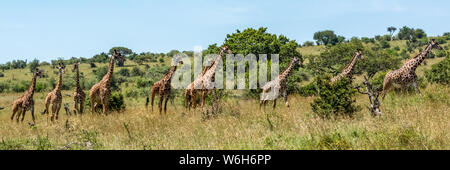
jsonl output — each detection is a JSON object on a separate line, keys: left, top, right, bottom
{"left": 0, "top": 26, "right": 449, "bottom": 150}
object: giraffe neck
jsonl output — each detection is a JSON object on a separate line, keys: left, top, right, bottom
{"left": 55, "top": 71, "right": 63, "bottom": 90}
{"left": 341, "top": 53, "right": 360, "bottom": 76}
{"left": 27, "top": 73, "right": 38, "bottom": 97}
{"left": 405, "top": 43, "right": 433, "bottom": 71}
{"left": 76, "top": 67, "right": 81, "bottom": 90}
{"left": 205, "top": 50, "right": 225, "bottom": 75}
{"left": 165, "top": 66, "right": 178, "bottom": 82}
{"left": 103, "top": 56, "right": 115, "bottom": 84}
{"left": 279, "top": 59, "right": 296, "bottom": 81}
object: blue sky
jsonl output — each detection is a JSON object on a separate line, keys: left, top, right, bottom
{"left": 0, "top": 0, "right": 449, "bottom": 63}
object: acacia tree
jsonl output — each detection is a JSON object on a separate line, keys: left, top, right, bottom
{"left": 219, "top": 27, "right": 303, "bottom": 96}
{"left": 387, "top": 26, "right": 397, "bottom": 40}
{"left": 313, "top": 30, "right": 339, "bottom": 45}
{"left": 109, "top": 47, "right": 133, "bottom": 67}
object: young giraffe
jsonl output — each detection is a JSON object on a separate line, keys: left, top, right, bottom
{"left": 185, "top": 46, "right": 231, "bottom": 110}
{"left": 41, "top": 63, "right": 65, "bottom": 122}
{"left": 146, "top": 56, "right": 183, "bottom": 114}
{"left": 89, "top": 50, "right": 123, "bottom": 115}
{"left": 73, "top": 62, "right": 86, "bottom": 115}
{"left": 330, "top": 50, "right": 365, "bottom": 84}
{"left": 11, "top": 69, "right": 44, "bottom": 123}
{"left": 380, "top": 39, "right": 443, "bottom": 99}
{"left": 260, "top": 56, "right": 301, "bottom": 109}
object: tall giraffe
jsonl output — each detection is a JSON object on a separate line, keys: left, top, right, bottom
{"left": 89, "top": 50, "right": 123, "bottom": 115}
{"left": 42, "top": 63, "right": 65, "bottom": 121}
{"left": 380, "top": 39, "right": 443, "bottom": 99}
{"left": 11, "top": 69, "right": 44, "bottom": 123}
{"left": 147, "top": 56, "right": 183, "bottom": 114}
{"left": 73, "top": 62, "right": 86, "bottom": 115}
{"left": 330, "top": 50, "right": 365, "bottom": 84}
{"left": 260, "top": 56, "right": 301, "bottom": 109}
{"left": 185, "top": 46, "right": 231, "bottom": 110}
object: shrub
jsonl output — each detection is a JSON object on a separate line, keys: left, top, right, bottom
{"left": 311, "top": 75, "right": 360, "bottom": 118}
{"left": 109, "top": 92, "right": 126, "bottom": 112}
{"left": 85, "top": 92, "right": 126, "bottom": 113}
{"left": 90, "top": 62, "right": 97, "bottom": 68}
{"left": 118, "top": 68, "right": 130, "bottom": 77}
{"left": 425, "top": 57, "right": 450, "bottom": 84}
{"left": 11, "top": 81, "right": 29, "bottom": 93}
{"left": 131, "top": 67, "right": 144, "bottom": 77}
{"left": 298, "top": 81, "right": 318, "bottom": 97}
{"left": 0, "top": 82, "right": 9, "bottom": 93}
{"left": 0, "top": 72, "right": 4, "bottom": 77}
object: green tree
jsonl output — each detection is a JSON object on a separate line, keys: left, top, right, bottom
{"left": 313, "top": 30, "right": 338, "bottom": 45}
{"left": 109, "top": 47, "right": 132, "bottom": 67}
{"left": 387, "top": 26, "right": 397, "bottom": 40}
{"left": 28, "top": 59, "right": 40, "bottom": 73}
{"left": 311, "top": 75, "right": 360, "bottom": 118}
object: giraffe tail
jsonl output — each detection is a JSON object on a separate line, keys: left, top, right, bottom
{"left": 41, "top": 108, "right": 47, "bottom": 115}
{"left": 145, "top": 96, "right": 149, "bottom": 107}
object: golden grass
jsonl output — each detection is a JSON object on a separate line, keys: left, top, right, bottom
{"left": 0, "top": 84, "right": 448, "bottom": 150}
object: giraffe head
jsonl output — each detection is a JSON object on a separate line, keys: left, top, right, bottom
{"left": 111, "top": 49, "right": 123, "bottom": 60}
{"left": 72, "top": 61, "right": 79, "bottom": 71}
{"left": 58, "top": 63, "right": 66, "bottom": 74}
{"left": 430, "top": 39, "right": 443, "bottom": 50}
{"left": 292, "top": 56, "right": 302, "bottom": 66}
{"left": 171, "top": 55, "right": 184, "bottom": 66}
{"left": 355, "top": 50, "right": 365, "bottom": 60}
{"left": 220, "top": 46, "right": 232, "bottom": 55}
{"left": 34, "top": 68, "right": 44, "bottom": 78}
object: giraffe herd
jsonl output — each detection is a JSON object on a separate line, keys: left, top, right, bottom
{"left": 9, "top": 40, "right": 444, "bottom": 123}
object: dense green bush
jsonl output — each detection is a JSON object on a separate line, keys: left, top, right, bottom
{"left": 108, "top": 92, "right": 126, "bottom": 112}
{"left": 131, "top": 67, "right": 144, "bottom": 77}
{"left": 118, "top": 68, "right": 130, "bottom": 77}
{"left": 298, "top": 81, "right": 318, "bottom": 97}
{"left": 425, "top": 57, "right": 450, "bottom": 84}
{"left": 0, "top": 82, "right": 9, "bottom": 93}
{"left": 0, "top": 72, "right": 4, "bottom": 77}
{"left": 311, "top": 75, "right": 360, "bottom": 118}
{"left": 11, "top": 81, "right": 29, "bottom": 93}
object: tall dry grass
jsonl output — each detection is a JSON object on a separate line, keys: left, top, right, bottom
{"left": 0, "top": 83, "right": 448, "bottom": 150}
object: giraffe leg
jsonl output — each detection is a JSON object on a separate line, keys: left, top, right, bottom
{"left": 51, "top": 104, "right": 57, "bottom": 122}
{"left": 31, "top": 105, "right": 36, "bottom": 124}
{"left": 151, "top": 91, "right": 156, "bottom": 113}
{"left": 80, "top": 99, "right": 85, "bottom": 114}
{"left": 55, "top": 103, "right": 61, "bottom": 120}
{"left": 381, "top": 78, "right": 393, "bottom": 100}
{"left": 158, "top": 95, "right": 164, "bottom": 114}
{"left": 41, "top": 96, "right": 50, "bottom": 115}
{"left": 11, "top": 104, "right": 18, "bottom": 121}
{"left": 17, "top": 109, "right": 25, "bottom": 122}
{"left": 101, "top": 97, "right": 109, "bottom": 115}
{"left": 272, "top": 99, "right": 277, "bottom": 109}
{"left": 90, "top": 94, "right": 95, "bottom": 114}
{"left": 412, "top": 81, "right": 421, "bottom": 95}
{"left": 200, "top": 90, "right": 206, "bottom": 108}
{"left": 164, "top": 95, "right": 169, "bottom": 114}
{"left": 192, "top": 92, "right": 197, "bottom": 109}
{"left": 74, "top": 100, "right": 79, "bottom": 115}
{"left": 282, "top": 90, "right": 289, "bottom": 107}
{"left": 20, "top": 109, "right": 27, "bottom": 122}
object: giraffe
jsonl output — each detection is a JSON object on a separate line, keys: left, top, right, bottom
{"left": 380, "top": 39, "right": 443, "bottom": 99}
{"left": 73, "top": 61, "right": 86, "bottom": 115}
{"left": 146, "top": 56, "right": 183, "bottom": 114}
{"left": 260, "top": 56, "right": 301, "bottom": 109}
{"left": 89, "top": 50, "right": 123, "bottom": 115}
{"left": 184, "top": 46, "right": 231, "bottom": 110}
{"left": 41, "top": 63, "right": 65, "bottom": 121}
{"left": 11, "top": 69, "right": 44, "bottom": 123}
{"left": 330, "top": 50, "right": 365, "bottom": 84}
